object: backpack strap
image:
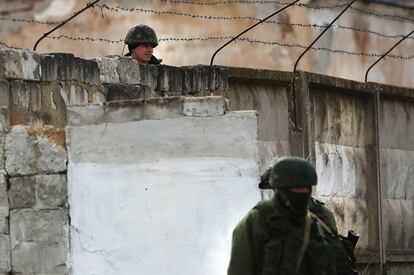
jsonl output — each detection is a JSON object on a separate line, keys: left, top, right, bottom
{"left": 309, "top": 211, "right": 335, "bottom": 235}
{"left": 295, "top": 212, "right": 312, "bottom": 274}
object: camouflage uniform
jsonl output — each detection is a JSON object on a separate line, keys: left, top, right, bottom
{"left": 228, "top": 157, "right": 355, "bottom": 275}
{"left": 228, "top": 195, "right": 339, "bottom": 275}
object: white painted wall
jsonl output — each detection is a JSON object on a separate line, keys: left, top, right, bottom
{"left": 66, "top": 111, "right": 261, "bottom": 275}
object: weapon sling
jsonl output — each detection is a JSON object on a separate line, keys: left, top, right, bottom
{"left": 295, "top": 212, "right": 312, "bottom": 274}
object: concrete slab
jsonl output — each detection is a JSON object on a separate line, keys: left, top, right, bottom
{"left": 67, "top": 107, "right": 260, "bottom": 275}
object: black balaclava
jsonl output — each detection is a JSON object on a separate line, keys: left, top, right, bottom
{"left": 277, "top": 188, "right": 311, "bottom": 217}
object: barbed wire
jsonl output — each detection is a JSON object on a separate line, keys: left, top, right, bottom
{"left": 0, "top": 2, "right": 412, "bottom": 28}
{"left": 46, "top": 35, "right": 414, "bottom": 60}
{"left": 96, "top": 3, "right": 414, "bottom": 25}
{"left": 0, "top": 16, "right": 59, "bottom": 25}
{"left": 143, "top": 0, "right": 414, "bottom": 23}
{"left": 48, "top": 35, "right": 124, "bottom": 43}
{"left": 350, "top": 6, "right": 414, "bottom": 23}
{"left": 138, "top": 0, "right": 349, "bottom": 9}
{"left": 2, "top": 10, "right": 414, "bottom": 42}
{"left": 0, "top": 41, "right": 23, "bottom": 50}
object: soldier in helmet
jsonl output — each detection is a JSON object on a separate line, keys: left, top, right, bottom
{"left": 124, "top": 24, "right": 162, "bottom": 65}
{"left": 227, "top": 157, "right": 358, "bottom": 275}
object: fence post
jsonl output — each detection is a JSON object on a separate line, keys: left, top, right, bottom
{"left": 366, "top": 82, "right": 386, "bottom": 274}
{"left": 288, "top": 71, "right": 312, "bottom": 162}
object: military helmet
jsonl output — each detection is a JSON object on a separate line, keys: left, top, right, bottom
{"left": 124, "top": 24, "right": 158, "bottom": 47}
{"left": 259, "top": 168, "right": 272, "bottom": 189}
{"left": 269, "top": 157, "right": 317, "bottom": 189}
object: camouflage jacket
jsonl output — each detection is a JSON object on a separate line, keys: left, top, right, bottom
{"left": 227, "top": 196, "right": 339, "bottom": 275}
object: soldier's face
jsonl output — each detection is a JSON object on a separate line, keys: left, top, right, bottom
{"left": 132, "top": 43, "right": 154, "bottom": 64}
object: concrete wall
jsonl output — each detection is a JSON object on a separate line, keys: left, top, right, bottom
{"left": 225, "top": 70, "right": 414, "bottom": 273}
{"left": 380, "top": 96, "right": 414, "bottom": 252}
{"left": 65, "top": 97, "right": 260, "bottom": 275}
{"left": 0, "top": 48, "right": 413, "bottom": 274}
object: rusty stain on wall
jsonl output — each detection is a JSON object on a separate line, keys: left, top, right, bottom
{"left": 35, "top": 125, "right": 65, "bottom": 148}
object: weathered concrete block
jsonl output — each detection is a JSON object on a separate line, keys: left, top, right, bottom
{"left": 208, "top": 66, "right": 229, "bottom": 93}
{"left": 0, "top": 174, "right": 8, "bottom": 234}
{"left": 10, "top": 209, "right": 68, "bottom": 274}
{"left": 5, "top": 126, "right": 36, "bottom": 176}
{"left": 0, "top": 50, "right": 20, "bottom": 80}
{"left": 66, "top": 105, "right": 105, "bottom": 126}
{"left": 94, "top": 57, "right": 120, "bottom": 84}
{"left": 0, "top": 81, "right": 9, "bottom": 107}
{"left": 45, "top": 53, "right": 100, "bottom": 85}
{"left": 10, "top": 209, "right": 68, "bottom": 245}
{"left": 10, "top": 81, "right": 41, "bottom": 111}
{"left": 0, "top": 108, "right": 7, "bottom": 133}
{"left": 0, "top": 234, "right": 11, "bottom": 273}
{"left": 8, "top": 176, "right": 36, "bottom": 210}
{"left": 59, "top": 82, "right": 106, "bottom": 106}
{"left": 67, "top": 98, "right": 188, "bottom": 126}
{"left": 181, "top": 66, "right": 229, "bottom": 95}
{"left": 11, "top": 240, "right": 68, "bottom": 274}
{"left": 20, "top": 50, "right": 42, "bottom": 81}
{"left": 383, "top": 199, "right": 414, "bottom": 249}
{"left": 106, "top": 83, "right": 152, "bottom": 101}
{"left": 141, "top": 64, "right": 159, "bottom": 90}
{"left": 104, "top": 97, "right": 184, "bottom": 124}
{"left": 59, "top": 82, "right": 89, "bottom": 106}
{"left": 9, "top": 175, "right": 67, "bottom": 210}
{"left": 36, "top": 175, "right": 67, "bottom": 209}
{"left": 156, "top": 65, "right": 182, "bottom": 95}
{"left": 66, "top": 107, "right": 260, "bottom": 274}
{"left": 5, "top": 126, "right": 66, "bottom": 176}
{"left": 0, "top": 49, "right": 41, "bottom": 81}
{"left": 48, "top": 53, "right": 78, "bottom": 82}
{"left": 315, "top": 143, "right": 368, "bottom": 199}
{"left": 0, "top": 81, "right": 10, "bottom": 133}
{"left": 0, "top": 136, "right": 4, "bottom": 171}
{"left": 182, "top": 66, "right": 202, "bottom": 95}
{"left": 91, "top": 89, "right": 106, "bottom": 104}
{"left": 40, "top": 54, "right": 58, "bottom": 81}
{"left": 183, "top": 96, "right": 226, "bottom": 117}
{"left": 35, "top": 126, "right": 67, "bottom": 174}
{"left": 380, "top": 99, "right": 414, "bottom": 151}
{"left": 116, "top": 57, "right": 159, "bottom": 88}
{"left": 381, "top": 148, "right": 414, "bottom": 200}
{"left": 76, "top": 58, "right": 100, "bottom": 86}
{"left": 117, "top": 57, "right": 141, "bottom": 84}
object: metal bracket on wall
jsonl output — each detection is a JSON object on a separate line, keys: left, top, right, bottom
{"left": 209, "top": 0, "right": 302, "bottom": 66}
{"left": 33, "top": 0, "right": 103, "bottom": 51}
{"left": 290, "top": 0, "right": 356, "bottom": 132}
{"left": 365, "top": 29, "right": 414, "bottom": 83}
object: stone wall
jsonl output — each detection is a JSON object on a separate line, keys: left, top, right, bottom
{"left": 0, "top": 49, "right": 105, "bottom": 130}
{"left": 0, "top": 48, "right": 413, "bottom": 274}
{"left": 0, "top": 125, "right": 68, "bottom": 274}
